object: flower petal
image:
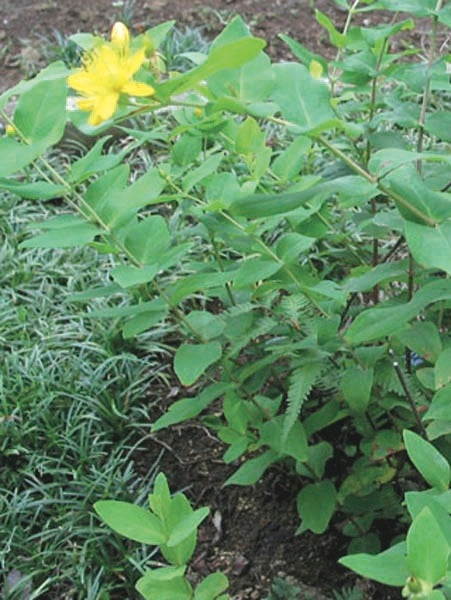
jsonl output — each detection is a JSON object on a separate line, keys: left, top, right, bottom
{"left": 122, "top": 80, "right": 155, "bottom": 97}
{"left": 126, "top": 48, "right": 146, "bottom": 77}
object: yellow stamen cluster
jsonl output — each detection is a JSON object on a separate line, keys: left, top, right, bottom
{"left": 68, "top": 22, "right": 155, "bottom": 126}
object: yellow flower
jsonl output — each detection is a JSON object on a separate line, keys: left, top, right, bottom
{"left": 68, "top": 22, "right": 155, "bottom": 126}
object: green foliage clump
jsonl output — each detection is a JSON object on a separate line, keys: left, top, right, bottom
{"left": 1, "top": 0, "right": 451, "bottom": 598}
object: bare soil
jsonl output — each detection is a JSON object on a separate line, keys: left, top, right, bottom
{"left": 0, "top": 0, "right": 397, "bottom": 92}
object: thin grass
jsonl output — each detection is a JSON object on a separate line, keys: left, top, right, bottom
{"left": 0, "top": 191, "right": 170, "bottom": 599}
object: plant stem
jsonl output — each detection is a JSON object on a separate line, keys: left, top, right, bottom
{"left": 392, "top": 359, "right": 428, "bottom": 440}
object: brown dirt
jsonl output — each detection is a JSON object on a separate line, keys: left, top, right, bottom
{"left": 0, "top": 0, "right": 397, "bottom": 93}
{"left": 137, "top": 388, "right": 399, "bottom": 600}
{"left": 0, "top": 2, "right": 417, "bottom": 598}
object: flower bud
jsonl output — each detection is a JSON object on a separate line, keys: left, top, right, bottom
{"left": 5, "top": 124, "right": 16, "bottom": 137}
{"left": 111, "top": 22, "right": 130, "bottom": 50}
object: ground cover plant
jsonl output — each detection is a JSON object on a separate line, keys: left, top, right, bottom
{"left": 1, "top": 0, "right": 451, "bottom": 597}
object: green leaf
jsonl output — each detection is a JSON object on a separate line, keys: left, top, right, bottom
{"left": 341, "top": 367, "right": 374, "bottom": 414}
{"left": 13, "top": 78, "right": 67, "bottom": 149}
{"left": 235, "top": 117, "right": 266, "bottom": 155}
{"left": 123, "top": 167, "right": 165, "bottom": 208}
{"left": 424, "top": 385, "right": 451, "bottom": 422}
{"left": 20, "top": 217, "right": 99, "bottom": 248}
{"left": 315, "top": 10, "right": 347, "bottom": 47}
{"left": 94, "top": 500, "right": 166, "bottom": 545}
{"left": 152, "top": 383, "right": 233, "bottom": 432}
{"left": 339, "top": 542, "right": 408, "bottom": 586}
{"left": 68, "top": 136, "right": 115, "bottom": 183}
{"left": 167, "top": 271, "right": 235, "bottom": 305}
{"left": 0, "top": 179, "right": 66, "bottom": 200}
{"left": 144, "top": 20, "right": 176, "bottom": 48}
{"left": 275, "top": 233, "right": 316, "bottom": 264}
{"left": 174, "top": 342, "right": 222, "bottom": 386}
{"left": 403, "top": 430, "right": 450, "bottom": 491}
{"left": 0, "top": 60, "right": 69, "bottom": 110}
{"left": 88, "top": 298, "right": 165, "bottom": 319}
{"left": 167, "top": 507, "right": 210, "bottom": 547}
{"left": 405, "top": 221, "right": 451, "bottom": 275}
{"left": 345, "top": 280, "right": 451, "bottom": 344}
{"left": 136, "top": 568, "right": 192, "bottom": 600}
{"left": 260, "top": 417, "right": 308, "bottom": 462}
{"left": 182, "top": 153, "right": 224, "bottom": 192}
{"left": 384, "top": 166, "right": 451, "bottom": 225}
{"left": 395, "top": 321, "right": 442, "bottom": 363}
{"left": 124, "top": 216, "right": 170, "bottom": 264}
{"left": 111, "top": 264, "right": 158, "bottom": 288}
{"left": 425, "top": 112, "right": 451, "bottom": 143}
{"left": 283, "top": 363, "right": 323, "bottom": 440}
{"left": 229, "top": 179, "right": 329, "bottom": 218}
{"left": 378, "top": 0, "right": 436, "bottom": 17}
{"left": 171, "top": 134, "right": 202, "bottom": 166}
{"left": 122, "top": 308, "right": 168, "bottom": 339}
{"left": 0, "top": 139, "right": 36, "bottom": 178}
{"left": 225, "top": 450, "right": 279, "bottom": 486}
{"left": 272, "top": 135, "right": 311, "bottom": 180}
{"left": 194, "top": 572, "right": 229, "bottom": 600}
{"left": 435, "top": 348, "right": 451, "bottom": 390}
{"left": 271, "top": 63, "right": 335, "bottom": 133}
{"left": 343, "top": 260, "right": 408, "bottom": 293}
{"left": 161, "top": 494, "right": 198, "bottom": 565}
{"left": 156, "top": 36, "right": 265, "bottom": 99}
{"left": 233, "top": 257, "right": 281, "bottom": 288}
{"left": 297, "top": 480, "right": 337, "bottom": 534}
{"left": 405, "top": 492, "right": 451, "bottom": 547}
{"left": 185, "top": 311, "right": 225, "bottom": 340}
{"left": 296, "top": 442, "right": 333, "bottom": 480}
{"left": 278, "top": 34, "right": 327, "bottom": 73}
{"left": 407, "top": 507, "right": 449, "bottom": 585}
{"left": 208, "top": 52, "right": 275, "bottom": 103}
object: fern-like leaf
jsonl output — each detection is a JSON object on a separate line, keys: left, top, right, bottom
{"left": 283, "top": 362, "right": 323, "bottom": 441}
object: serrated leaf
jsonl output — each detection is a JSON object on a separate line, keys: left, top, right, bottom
{"left": 283, "top": 363, "right": 322, "bottom": 440}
